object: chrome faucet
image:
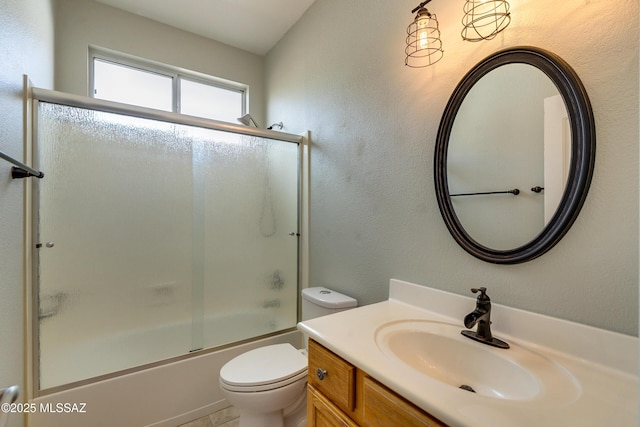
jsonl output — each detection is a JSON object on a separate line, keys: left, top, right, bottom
{"left": 461, "top": 287, "right": 509, "bottom": 349}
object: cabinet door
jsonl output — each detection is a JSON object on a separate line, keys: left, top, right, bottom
{"left": 308, "top": 339, "right": 356, "bottom": 412}
{"left": 363, "top": 377, "right": 447, "bottom": 427}
{"left": 308, "top": 385, "right": 359, "bottom": 427}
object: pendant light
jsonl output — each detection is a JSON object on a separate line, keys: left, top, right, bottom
{"left": 461, "top": 0, "right": 511, "bottom": 41}
{"left": 405, "top": 1, "right": 444, "bottom": 68}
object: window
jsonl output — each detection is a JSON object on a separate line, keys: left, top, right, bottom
{"left": 91, "top": 50, "right": 246, "bottom": 123}
{"left": 179, "top": 78, "right": 243, "bottom": 122}
{"left": 93, "top": 59, "right": 173, "bottom": 111}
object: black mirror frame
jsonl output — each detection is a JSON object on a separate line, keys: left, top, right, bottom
{"left": 434, "top": 46, "right": 595, "bottom": 264}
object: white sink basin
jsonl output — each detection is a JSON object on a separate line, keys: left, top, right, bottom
{"left": 375, "top": 320, "right": 580, "bottom": 402}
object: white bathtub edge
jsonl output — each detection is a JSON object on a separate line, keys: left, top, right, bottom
{"left": 28, "top": 330, "right": 302, "bottom": 427}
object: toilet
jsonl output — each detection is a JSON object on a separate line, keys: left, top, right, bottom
{"left": 219, "top": 287, "right": 357, "bottom": 427}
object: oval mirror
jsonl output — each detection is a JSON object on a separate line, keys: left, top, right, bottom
{"left": 434, "top": 47, "right": 595, "bottom": 264}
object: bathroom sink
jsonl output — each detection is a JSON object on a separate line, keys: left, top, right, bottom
{"left": 375, "top": 320, "right": 580, "bottom": 402}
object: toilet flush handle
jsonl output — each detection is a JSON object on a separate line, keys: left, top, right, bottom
{"left": 316, "top": 368, "right": 328, "bottom": 380}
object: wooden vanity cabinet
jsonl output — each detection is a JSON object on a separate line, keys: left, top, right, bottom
{"left": 307, "top": 386, "right": 359, "bottom": 427}
{"left": 307, "top": 339, "right": 447, "bottom": 427}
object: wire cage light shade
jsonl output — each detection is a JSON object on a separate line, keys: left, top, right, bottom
{"left": 405, "top": 6, "right": 444, "bottom": 68}
{"left": 461, "top": 0, "right": 511, "bottom": 42}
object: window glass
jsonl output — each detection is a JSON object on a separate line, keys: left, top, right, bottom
{"left": 93, "top": 59, "right": 173, "bottom": 111}
{"left": 180, "top": 79, "right": 243, "bottom": 122}
{"left": 91, "top": 54, "right": 247, "bottom": 124}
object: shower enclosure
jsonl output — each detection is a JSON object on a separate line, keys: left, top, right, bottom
{"left": 30, "top": 89, "right": 303, "bottom": 393}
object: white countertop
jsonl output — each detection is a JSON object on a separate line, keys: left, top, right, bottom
{"left": 298, "top": 279, "right": 638, "bottom": 427}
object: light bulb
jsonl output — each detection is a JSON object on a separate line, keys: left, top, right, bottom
{"left": 417, "top": 15, "right": 430, "bottom": 49}
{"left": 419, "top": 32, "right": 428, "bottom": 49}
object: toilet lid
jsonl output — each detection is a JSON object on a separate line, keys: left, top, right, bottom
{"left": 220, "top": 344, "right": 308, "bottom": 388}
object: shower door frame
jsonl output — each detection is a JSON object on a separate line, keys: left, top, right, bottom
{"left": 26, "top": 86, "right": 309, "bottom": 397}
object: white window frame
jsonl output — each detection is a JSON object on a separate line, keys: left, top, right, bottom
{"left": 89, "top": 47, "right": 248, "bottom": 120}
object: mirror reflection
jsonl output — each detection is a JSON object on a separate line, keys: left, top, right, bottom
{"left": 447, "top": 64, "right": 569, "bottom": 250}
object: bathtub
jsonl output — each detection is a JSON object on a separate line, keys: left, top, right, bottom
{"left": 31, "top": 312, "right": 302, "bottom": 427}
{"left": 40, "top": 310, "right": 292, "bottom": 389}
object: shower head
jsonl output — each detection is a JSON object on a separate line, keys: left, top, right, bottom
{"left": 237, "top": 114, "right": 258, "bottom": 127}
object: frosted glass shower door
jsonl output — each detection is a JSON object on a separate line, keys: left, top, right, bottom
{"left": 35, "top": 100, "right": 300, "bottom": 391}
{"left": 36, "top": 103, "right": 195, "bottom": 389}
{"left": 191, "top": 132, "right": 300, "bottom": 350}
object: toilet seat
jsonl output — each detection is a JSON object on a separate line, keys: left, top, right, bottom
{"left": 220, "top": 344, "right": 308, "bottom": 392}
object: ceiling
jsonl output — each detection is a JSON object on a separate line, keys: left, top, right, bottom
{"left": 94, "top": 0, "right": 317, "bottom": 55}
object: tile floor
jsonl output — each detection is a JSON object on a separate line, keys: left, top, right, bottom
{"left": 178, "top": 405, "right": 240, "bottom": 427}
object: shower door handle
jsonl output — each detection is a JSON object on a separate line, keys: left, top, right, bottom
{"left": 288, "top": 232, "right": 300, "bottom": 237}
{"left": 36, "top": 242, "right": 55, "bottom": 248}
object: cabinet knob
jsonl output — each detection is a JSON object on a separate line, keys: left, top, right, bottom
{"left": 316, "top": 368, "right": 328, "bottom": 380}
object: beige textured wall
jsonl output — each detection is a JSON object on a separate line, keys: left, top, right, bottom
{"left": 266, "top": 0, "right": 639, "bottom": 335}
{"left": 54, "top": 0, "right": 267, "bottom": 127}
{"left": 0, "top": 0, "right": 55, "bottom": 424}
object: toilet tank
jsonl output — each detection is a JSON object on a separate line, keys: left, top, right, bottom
{"left": 301, "top": 287, "right": 357, "bottom": 321}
